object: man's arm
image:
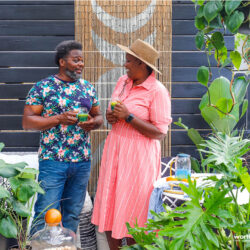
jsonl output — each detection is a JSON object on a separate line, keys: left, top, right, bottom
{"left": 22, "top": 105, "right": 78, "bottom": 131}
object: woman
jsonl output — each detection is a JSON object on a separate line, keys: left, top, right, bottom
{"left": 92, "top": 39, "right": 172, "bottom": 249}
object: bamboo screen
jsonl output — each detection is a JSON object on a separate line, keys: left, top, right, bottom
{"left": 75, "top": 0, "right": 172, "bottom": 197}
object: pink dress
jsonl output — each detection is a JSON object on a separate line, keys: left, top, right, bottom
{"left": 91, "top": 73, "right": 172, "bottom": 239}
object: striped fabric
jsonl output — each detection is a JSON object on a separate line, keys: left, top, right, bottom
{"left": 91, "top": 73, "right": 172, "bottom": 239}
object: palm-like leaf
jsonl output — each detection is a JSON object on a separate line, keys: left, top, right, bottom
{"left": 200, "top": 133, "right": 250, "bottom": 171}
{"left": 159, "top": 180, "right": 234, "bottom": 250}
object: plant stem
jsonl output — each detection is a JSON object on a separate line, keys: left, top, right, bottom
{"left": 218, "top": 229, "right": 230, "bottom": 250}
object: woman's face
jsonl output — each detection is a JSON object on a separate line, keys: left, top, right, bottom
{"left": 124, "top": 53, "right": 143, "bottom": 80}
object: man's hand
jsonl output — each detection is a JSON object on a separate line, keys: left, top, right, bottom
{"left": 78, "top": 114, "right": 96, "bottom": 132}
{"left": 58, "top": 111, "right": 78, "bottom": 125}
{"left": 106, "top": 109, "right": 119, "bottom": 124}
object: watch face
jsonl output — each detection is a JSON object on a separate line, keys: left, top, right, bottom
{"left": 126, "top": 114, "right": 134, "bottom": 123}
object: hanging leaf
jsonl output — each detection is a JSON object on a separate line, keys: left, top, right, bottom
{"left": 197, "top": 66, "right": 209, "bottom": 86}
{"left": 233, "top": 76, "right": 249, "bottom": 103}
{"left": 225, "top": 10, "right": 244, "bottom": 33}
{"left": 211, "top": 32, "right": 225, "bottom": 50}
{"left": 195, "top": 16, "right": 206, "bottom": 30}
{"left": 197, "top": 5, "right": 204, "bottom": 18}
{"left": 240, "top": 99, "right": 248, "bottom": 119}
{"left": 230, "top": 51, "right": 242, "bottom": 70}
{"left": 0, "top": 143, "right": 4, "bottom": 152}
{"left": 203, "top": 1, "right": 221, "bottom": 23}
{"left": 214, "top": 46, "right": 228, "bottom": 64}
{"left": 225, "top": 0, "right": 242, "bottom": 16}
{"left": 209, "top": 14, "right": 223, "bottom": 29}
{"left": 195, "top": 31, "right": 205, "bottom": 50}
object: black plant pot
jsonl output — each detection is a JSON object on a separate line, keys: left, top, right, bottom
{"left": 8, "top": 245, "right": 31, "bottom": 250}
{"left": 0, "top": 234, "right": 17, "bottom": 250}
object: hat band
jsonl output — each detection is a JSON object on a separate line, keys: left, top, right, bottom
{"left": 130, "top": 48, "right": 155, "bottom": 66}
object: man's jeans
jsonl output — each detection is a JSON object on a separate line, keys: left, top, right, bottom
{"left": 30, "top": 160, "right": 91, "bottom": 235}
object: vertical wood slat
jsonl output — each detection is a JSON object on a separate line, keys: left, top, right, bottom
{"left": 75, "top": 0, "right": 172, "bottom": 196}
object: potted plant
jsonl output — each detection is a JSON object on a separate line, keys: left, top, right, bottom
{"left": 0, "top": 142, "right": 44, "bottom": 250}
{"left": 123, "top": 132, "right": 250, "bottom": 250}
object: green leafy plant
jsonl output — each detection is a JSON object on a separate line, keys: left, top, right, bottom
{"left": 0, "top": 142, "right": 44, "bottom": 250}
{"left": 123, "top": 133, "right": 250, "bottom": 250}
{"left": 175, "top": 0, "right": 249, "bottom": 172}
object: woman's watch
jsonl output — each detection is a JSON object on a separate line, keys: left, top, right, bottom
{"left": 125, "top": 114, "right": 134, "bottom": 123}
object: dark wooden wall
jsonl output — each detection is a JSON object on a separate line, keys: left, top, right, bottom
{"left": 0, "top": 0, "right": 246, "bottom": 157}
{"left": 0, "top": 0, "right": 74, "bottom": 151}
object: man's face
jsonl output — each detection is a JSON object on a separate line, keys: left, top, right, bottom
{"left": 63, "top": 49, "right": 84, "bottom": 80}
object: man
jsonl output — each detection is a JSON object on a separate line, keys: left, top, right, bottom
{"left": 23, "top": 40, "right": 103, "bottom": 235}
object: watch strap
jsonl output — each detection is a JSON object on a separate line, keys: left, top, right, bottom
{"left": 125, "top": 114, "right": 134, "bottom": 123}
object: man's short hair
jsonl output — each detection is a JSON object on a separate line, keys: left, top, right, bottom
{"left": 55, "top": 40, "right": 82, "bottom": 66}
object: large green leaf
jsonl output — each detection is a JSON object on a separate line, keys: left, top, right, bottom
{"left": 230, "top": 51, "right": 242, "bottom": 69}
{"left": 199, "top": 77, "right": 240, "bottom": 133}
{"left": 0, "top": 185, "right": 10, "bottom": 199}
{"left": 12, "top": 200, "right": 30, "bottom": 217}
{"left": 197, "top": 66, "right": 209, "bottom": 86}
{"left": 203, "top": 1, "right": 222, "bottom": 23}
{"left": 0, "top": 166, "right": 20, "bottom": 178}
{"left": 225, "top": 10, "right": 244, "bottom": 33}
{"left": 16, "top": 184, "right": 36, "bottom": 202}
{"left": 225, "top": 0, "right": 242, "bottom": 16}
{"left": 163, "top": 182, "right": 233, "bottom": 249}
{"left": 0, "top": 216, "right": 17, "bottom": 238}
{"left": 233, "top": 76, "right": 249, "bottom": 103}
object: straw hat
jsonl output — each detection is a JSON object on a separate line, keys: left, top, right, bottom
{"left": 117, "top": 39, "right": 161, "bottom": 74}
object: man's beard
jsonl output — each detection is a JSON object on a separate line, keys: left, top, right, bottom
{"left": 65, "top": 69, "right": 82, "bottom": 80}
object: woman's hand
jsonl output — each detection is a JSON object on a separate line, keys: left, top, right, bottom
{"left": 113, "top": 102, "right": 130, "bottom": 120}
{"left": 106, "top": 109, "right": 118, "bottom": 124}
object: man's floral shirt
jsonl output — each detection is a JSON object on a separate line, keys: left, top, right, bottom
{"left": 25, "top": 75, "right": 99, "bottom": 162}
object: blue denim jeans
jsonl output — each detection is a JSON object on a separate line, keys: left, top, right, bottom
{"left": 30, "top": 160, "right": 91, "bottom": 235}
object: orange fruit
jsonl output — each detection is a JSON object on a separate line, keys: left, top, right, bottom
{"left": 166, "top": 176, "right": 178, "bottom": 182}
{"left": 45, "top": 208, "right": 62, "bottom": 226}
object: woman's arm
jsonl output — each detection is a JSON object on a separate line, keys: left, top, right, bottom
{"left": 113, "top": 103, "right": 165, "bottom": 140}
{"left": 22, "top": 105, "right": 78, "bottom": 131}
